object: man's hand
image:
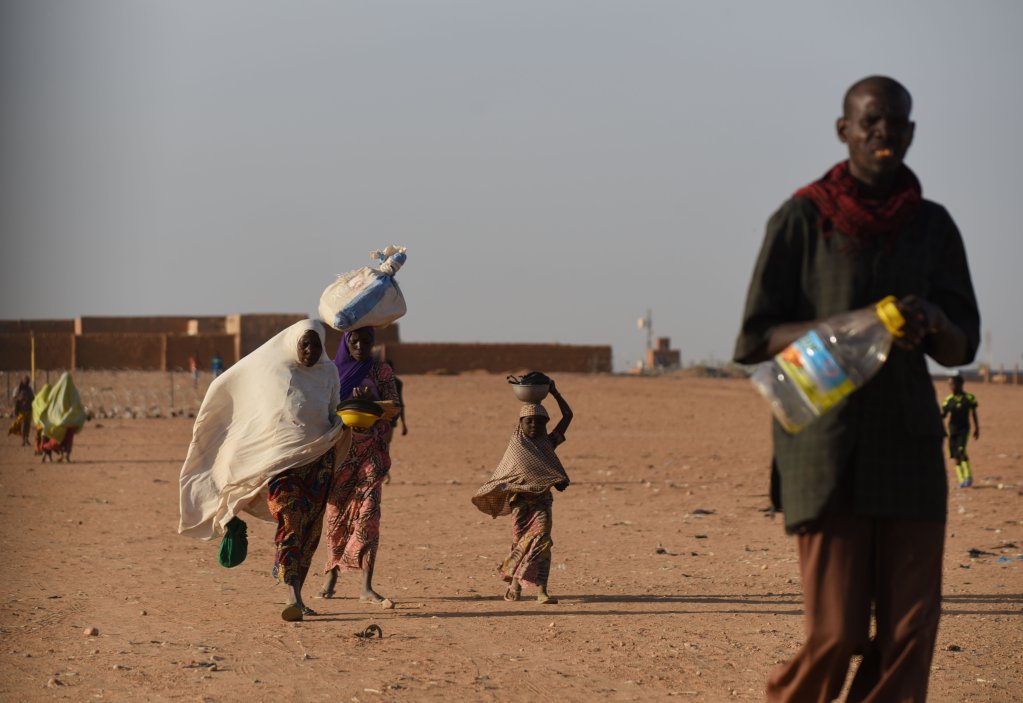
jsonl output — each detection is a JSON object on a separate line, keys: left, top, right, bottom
{"left": 894, "top": 295, "right": 946, "bottom": 351}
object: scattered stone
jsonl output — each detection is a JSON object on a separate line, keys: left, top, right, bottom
{"left": 947, "top": 644, "right": 962, "bottom": 651}
{"left": 140, "top": 610, "right": 147, "bottom": 616}
{"left": 46, "top": 678, "right": 62, "bottom": 688}
{"left": 83, "top": 627, "right": 99, "bottom": 637}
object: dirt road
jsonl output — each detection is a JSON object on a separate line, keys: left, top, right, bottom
{"left": 2, "top": 375, "right": 1020, "bottom": 701}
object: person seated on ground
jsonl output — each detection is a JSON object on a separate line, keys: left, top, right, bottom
{"left": 321, "top": 327, "right": 400, "bottom": 607}
{"left": 472, "top": 377, "right": 573, "bottom": 605}
{"left": 178, "top": 320, "right": 350, "bottom": 622}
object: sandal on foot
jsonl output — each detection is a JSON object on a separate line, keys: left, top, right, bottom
{"left": 503, "top": 587, "right": 521, "bottom": 602}
{"left": 301, "top": 606, "right": 318, "bottom": 616}
{"left": 318, "top": 588, "right": 335, "bottom": 599}
{"left": 537, "top": 594, "right": 559, "bottom": 605}
{"left": 281, "top": 604, "right": 304, "bottom": 622}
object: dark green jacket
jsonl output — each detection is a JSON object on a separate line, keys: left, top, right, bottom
{"left": 734, "top": 196, "right": 980, "bottom": 532}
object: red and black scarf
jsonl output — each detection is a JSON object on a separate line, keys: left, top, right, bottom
{"left": 794, "top": 160, "right": 922, "bottom": 247}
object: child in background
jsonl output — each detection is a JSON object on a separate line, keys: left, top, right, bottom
{"left": 942, "top": 374, "right": 980, "bottom": 488}
{"left": 472, "top": 378, "right": 572, "bottom": 605}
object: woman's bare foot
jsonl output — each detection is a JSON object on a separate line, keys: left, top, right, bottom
{"left": 359, "top": 588, "right": 386, "bottom": 603}
{"left": 320, "top": 568, "right": 338, "bottom": 598}
{"left": 503, "top": 579, "right": 522, "bottom": 601}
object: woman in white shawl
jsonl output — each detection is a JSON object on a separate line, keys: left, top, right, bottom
{"left": 179, "top": 320, "right": 349, "bottom": 621}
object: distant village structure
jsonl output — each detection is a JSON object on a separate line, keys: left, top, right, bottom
{"left": 0, "top": 315, "right": 612, "bottom": 375}
{"left": 645, "top": 337, "right": 681, "bottom": 372}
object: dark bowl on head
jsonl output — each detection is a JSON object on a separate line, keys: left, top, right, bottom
{"left": 512, "top": 383, "right": 550, "bottom": 403}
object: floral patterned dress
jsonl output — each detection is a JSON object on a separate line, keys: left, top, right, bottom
{"left": 323, "top": 361, "right": 398, "bottom": 573}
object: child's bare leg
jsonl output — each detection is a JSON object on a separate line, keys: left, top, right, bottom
{"left": 537, "top": 583, "right": 558, "bottom": 605}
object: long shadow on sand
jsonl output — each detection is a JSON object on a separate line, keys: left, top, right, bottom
{"left": 401, "top": 607, "right": 805, "bottom": 619}
{"left": 433, "top": 593, "right": 803, "bottom": 605}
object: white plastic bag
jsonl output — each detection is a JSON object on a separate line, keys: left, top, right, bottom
{"left": 319, "top": 246, "right": 407, "bottom": 331}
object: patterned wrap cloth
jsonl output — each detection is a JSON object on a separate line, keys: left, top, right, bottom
{"left": 323, "top": 360, "right": 399, "bottom": 573}
{"left": 267, "top": 448, "right": 335, "bottom": 585}
{"left": 471, "top": 407, "right": 568, "bottom": 519}
{"left": 500, "top": 491, "right": 555, "bottom": 587}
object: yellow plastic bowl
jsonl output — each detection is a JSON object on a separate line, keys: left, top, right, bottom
{"left": 338, "top": 409, "right": 380, "bottom": 429}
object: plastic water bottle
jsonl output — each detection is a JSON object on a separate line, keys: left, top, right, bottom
{"left": 750, "top": 296, "right": 906, "bottom": 433}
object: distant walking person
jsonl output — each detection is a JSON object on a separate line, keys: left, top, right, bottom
{"left": 32, "top": 372, "right": 86, "bottom": 462}
{"left": 211, "top": 351, "right": 225, "bottom": 378}
{"left": 942, "top": 374, "right": 979, "bottom": 488}
{"left": 189, "top": 353, "right": 201, "bottom": 388}
{"left": 734, "top": 76, "right": 979, "bottom": 701}
{"left": 472, "top": 378, "right": 572, "bottom": 605}
{"left": 382, "top": 361, "right": 407, "bottom": 485}
{"left": 10, "top": 376, "right": 34, "bottom": 446}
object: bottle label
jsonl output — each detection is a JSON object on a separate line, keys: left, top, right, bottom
{"left": 776, "top": 331, "right": 856, "bottom": 413}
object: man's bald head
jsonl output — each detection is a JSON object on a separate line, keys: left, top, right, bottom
{"left": 842, "top": 76, "right": 912, "bottom": 118}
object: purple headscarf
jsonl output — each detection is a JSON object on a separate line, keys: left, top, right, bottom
{"left": 334, "top": 328, "right": 376, "bottom": 401}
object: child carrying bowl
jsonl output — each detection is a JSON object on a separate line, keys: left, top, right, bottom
{"left": 472, "top": 378, "right": 573, "bottom": 604}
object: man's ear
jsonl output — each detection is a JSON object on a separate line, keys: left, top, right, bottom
{"left": 836, "top": 117, "right": 848, "bottom": 144}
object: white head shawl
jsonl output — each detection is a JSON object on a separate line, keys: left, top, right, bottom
{"left": 178, "top": 319, "right": 348, "bottom": 539}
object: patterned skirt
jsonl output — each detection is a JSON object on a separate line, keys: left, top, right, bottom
{"left": 266, "top": 449, "right": 334, "bottom": 586}
{"left": 323, "top": 429, "right": 391, "bottom": 573}
{"left": 499, "top": 490, "right": 554, "bottom": 587}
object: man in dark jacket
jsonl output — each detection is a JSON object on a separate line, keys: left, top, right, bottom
{"left": 734, "top": 76, "right": 980, "bottom": 702}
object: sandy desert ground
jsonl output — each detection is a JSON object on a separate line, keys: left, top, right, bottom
{"left": 1, "top": 373, "right": 1021, "bottom": 702}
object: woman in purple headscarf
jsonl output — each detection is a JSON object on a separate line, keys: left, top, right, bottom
{"left": 321, "top": 327, "right": 400, "bottom": 605}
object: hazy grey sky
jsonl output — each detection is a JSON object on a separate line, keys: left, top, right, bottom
{"left": 2, "top": 1, "right": 1020, "bottom": 371}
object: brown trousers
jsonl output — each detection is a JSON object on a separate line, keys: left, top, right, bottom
{"left": 767, "top": 513, "right": 945, "bottom": 703}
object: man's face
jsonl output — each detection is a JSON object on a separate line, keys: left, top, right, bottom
{"left": 297, "top": 330, "right": 323, "bottom": 367}
{"left": 837, "top": 86, "right": 914, "bottom": 187}
{"left": 950, "top": 378, "right": 964, "bottom": 394}
{"left": 520, "top": 415, "right": 547, "bottom": 439}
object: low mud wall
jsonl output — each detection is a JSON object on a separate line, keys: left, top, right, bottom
{"left": 0, "top": 333, "right": 74, "bottom": 370}
{"left": 226, "top": 314, "right": 307, "bottom": 358}
{"left": 165, "top": 334, "right": 238, "bottom": 371}
{"left": 379, "top": 342, "right": 612, "bottom": 374}
{"left": 0, "top": 319, "right": 75, "bottom": 334}
{"left": 73, "top": 334, "right": 165, "bottom": 370}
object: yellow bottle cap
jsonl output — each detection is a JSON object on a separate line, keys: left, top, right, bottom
{"left": 875, "top": 296, "right": 905, "bottom": 337}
